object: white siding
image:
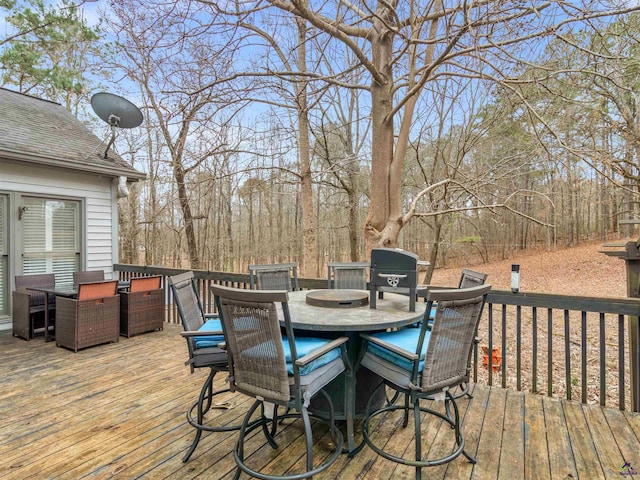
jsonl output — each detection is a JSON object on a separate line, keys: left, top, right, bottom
{"left": 0, "top": 161, "right": 118, "bottom": 280}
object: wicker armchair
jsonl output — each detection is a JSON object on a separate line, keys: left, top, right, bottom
{"left": 421, "top": 268, "right": 488, "bottom": 298}
{"left": 55, "top": 280, "right": 120, "bottom": 352}
{"left": 359, "top": 284, "right": 491, "bottom": 479}
{"left": 72, "top": 270, "right": 105, "bottom": 287}
{"left": 119, "top": 276, "right": 164, "bottom": 338}
{"left": 248, "top": 263, "right": 299, "bottom": 291}
{"left": 421, "top": 268, "right": 488, "bottom": 399}
{"left": 327, "top": 261, "right": 369, "bottom": 290}
{"left": 458, "top": 268, "right": 488, "bottom": 288}
{"left": 169, "top": 272, "right": 240, "bottom": 463}
{"left": 211, "top": 284, "right": 349, "bottom": 480}
{"left": 12, "top": 273, "right": 55, "bottom": 340}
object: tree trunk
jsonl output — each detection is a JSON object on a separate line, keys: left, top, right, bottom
{"left": 423, "top": 221, "right": 443, "bottom": 285}
{"left": 296, "top": 17, "right": 318, "bottom": 277}
{"left": 364, "top": 23, "right": 400, "bottom": 250}
{"left": 348, "top": 188, "right": 359, "bottom": 261}
{"left": 174, "top": 165, "right": 200, "bottom": 269}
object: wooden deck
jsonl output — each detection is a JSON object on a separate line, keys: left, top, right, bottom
{"left": 1, "top": 324, "right": 639, "bottom": 479}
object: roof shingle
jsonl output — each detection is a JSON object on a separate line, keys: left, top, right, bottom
{"left": 0, "top": 87, "right": 145, "bottom": 180}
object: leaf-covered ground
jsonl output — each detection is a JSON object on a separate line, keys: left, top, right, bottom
{"left": 430, "top": 240, "right": 628, "bottom": 298}
{"left": 428, "top": 240, "right": 632, "bottom": 408}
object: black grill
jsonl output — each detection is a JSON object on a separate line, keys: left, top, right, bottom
{"left": 369, "top": 248, "right": 420, "bottom": 311}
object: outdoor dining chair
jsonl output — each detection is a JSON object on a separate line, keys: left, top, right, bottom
{"left": 12, "top": 273, "right": 55, "bottom": 340}
{"left": 168, "top": 272, "right": 241, "bottom": 463}
{"left": 55, "top": 280, "right": 120, "bottom": 352}
{"left": 421, "top": 268, "right": 488, "bottom": 399}
{"left": 327, "top": 261, "right": 369, "bottom": 290}
{"left": 358, "top": 284, "right": 491, "bottom": 479}
{"left": 211, "top": 284, "right": 350, "bottom": 480}
{"left": 119, "top": 275, "right": 164, "bottom": 337}
{"left": 248, "top": 262, "right": 299, "bottom": 291}
{"left": 72, "top": 269, "right": 105, "bottom": 287}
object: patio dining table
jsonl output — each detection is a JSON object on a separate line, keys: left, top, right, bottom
{"left": 27, "top": 285, "right": 77, "bottom": 342}
{"left": 28, "top": 281, "right": 130, "bottom": 342}
{"left": 281, "top": 289, "right": 426, "bottom": 454}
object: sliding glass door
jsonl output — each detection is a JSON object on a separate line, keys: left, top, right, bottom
{"left": 21, "top": 197, "right": 80, "bottom": 286}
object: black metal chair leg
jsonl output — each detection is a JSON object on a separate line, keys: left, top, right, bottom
{"left": 451, "top": 382, "right": 473, "bottom": 400}
{"left": 402, "top": 393, "right": 410, "bottom": 428}
{"left": 182, "top": 368, "right": 216, "bottom": 462}
{"left": 234, "top": 399, "right": 262, "bottom": 478}
{"left": 301, "top": 406, "right": 314, "bottom": 472}
{"left": 413, "top": 393, "right": 422, "bottom": 480}
{"left": 261, "top": 402, "right": 279, "bottom": 449}
{"left": 183, "top": 367, "right": 242, "bottom": 463}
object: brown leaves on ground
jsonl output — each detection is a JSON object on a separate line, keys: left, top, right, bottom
{"left": 428, "top": 240, "right": 631, "bottom": 408}
{"left": 430, "top": 241, "right": 627, "bottom": 298}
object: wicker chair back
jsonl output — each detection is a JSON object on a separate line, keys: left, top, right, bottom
{"left": 15, "top": 273, "right": 55, "bottom": 290}
{"left": 327, "top": 262, "right": 368, "bottom": 289}
{"left": 14, "top": 273, "right": 55, "bottom": 307}
{"left": 77, "top": 280, "right": 118, "bottom": 301}
{"left": 248, "top": 263, "right": 299, "bottom": 291}
{"left": 73, "top": 270, "right": 105, "bottom": 287}
{"left": 458, "top": 268, "right": 488, "bottom": 289}
{"left": 129, "top": 275, "right": 161, "bottom": 293}
{"left": 212, "top": 285, "right": 290, "bottom": 402}
{"left": 169, "top": 272, "right": 206, "bottom": 332}
{"left": 421, "top": 285, "right": 491, "bottom": 392}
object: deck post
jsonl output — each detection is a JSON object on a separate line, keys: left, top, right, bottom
{"left": 623, "top": 246, "right": 640, "bottom": 412}
{"left": 603, "top": 241, "right": 640, "bottom": 412}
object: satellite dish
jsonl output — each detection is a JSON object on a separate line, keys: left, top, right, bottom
{"left": 91, "top": 92, "right": 143, "bottom": 158}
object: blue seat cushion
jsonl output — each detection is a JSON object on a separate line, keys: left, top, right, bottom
{"left": 409, "top": 306, "right": 437, "bottom": 328}
{"left": 193, "top": 318, "right": 225, "bottom": 349}
{"left": 367, "top": 328, "right": 431, "bottom": 372}
{"left": 239, "top": 336, "right": 341, "bottom": 376}
{"left": 281, "top": 335, "right": 341, "bottom": 375}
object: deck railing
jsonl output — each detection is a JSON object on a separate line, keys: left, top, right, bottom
{"left": 479, "top": 290, "right": 640, "bottom": 412}
{"left": 113, "top": 264, "right": 640, "bottom": 412}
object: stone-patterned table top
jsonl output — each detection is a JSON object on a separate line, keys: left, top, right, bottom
{"left": 284, "top": 289, "right": 426, "bottom": 332}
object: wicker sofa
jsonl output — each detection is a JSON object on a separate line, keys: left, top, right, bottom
{"left": 119, "top": 276, "right": 164, "bottom": 338}
{"left": 12, "top": 273, "right": 56, "bottom": 340}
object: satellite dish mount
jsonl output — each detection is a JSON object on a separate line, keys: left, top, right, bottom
{"left": 91, "top": 92, "right": 143, "bottom": 159}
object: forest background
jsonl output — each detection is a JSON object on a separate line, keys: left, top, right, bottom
{"left": 3, "top": 0, "right": 640, "bottom": 284}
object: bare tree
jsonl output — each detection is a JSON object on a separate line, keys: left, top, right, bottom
{"left": 107, "top": 0, "right": 247, "bottom": 269}
{"left": 258, "top": 0, "right": 638, "bottom": 251}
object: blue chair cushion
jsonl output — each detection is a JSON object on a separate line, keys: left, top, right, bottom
{"left": 281, "top": 335, "right": 342, "bottom": 375}
{"left": 410, "top": 306, "right": 437, "bottom": 329}
{"left": 194, "top": 318, "right": 225, "bottom": 349}
{"left": 240, "top": 336, "right": 341, "bottom": 376}
{"left": 367, "top": 328, "right": 431, "bottom": 372}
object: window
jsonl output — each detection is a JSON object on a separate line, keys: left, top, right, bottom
{"left": 21, "top": 197, "right": 80, "bottom": 286}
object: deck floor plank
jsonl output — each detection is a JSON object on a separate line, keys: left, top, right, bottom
{"left": 442, "top": 384, "right": 491, "bottom": 479}
{"left": 498, "top": 390, "right": 525, "bottom": 480}
{"left": 471, "top": 385, "right": 507, "bottom": 479}
{"left": 602, "top": 408, "right": 640, "bottom": 474}
{"left": 562, "top": 400, "right": 607, "bottom": 479}
{"left": 582, "top": 403, "right": 626, "bottom": 478}
{"left": 1, "top": 325, "right": 638, "bottom": 480}
{"left": 418, "top": 393, "right": 475, "bottom": 480}
{"left": 542, "top": 395, "right": 578, "bottom": 480}
{"left": 523, "top": 391, "right": 551, "bottom": 479}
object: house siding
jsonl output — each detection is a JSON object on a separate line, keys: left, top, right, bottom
{"left": 0, "top": 160, "right": 118, "bottom": 282}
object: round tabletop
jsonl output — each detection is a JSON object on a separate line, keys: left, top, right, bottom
{"left": 285, "top": 289, "right": 425, "bottom": 332}
{"left": 305, "top": 289, "right": 369, "bottom": 308}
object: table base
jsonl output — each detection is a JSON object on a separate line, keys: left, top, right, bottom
{"left": 309, "top": 366, "right": 386, "bottom": 419}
